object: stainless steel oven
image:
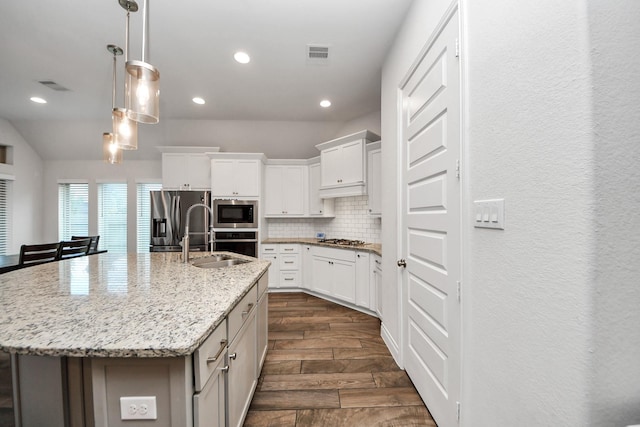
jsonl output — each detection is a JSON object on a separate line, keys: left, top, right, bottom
{"left": 213, "top": 200, "right": 258, "bottom": 229}
{"left": 213, "top": 231, "right": 258, "bottom": 258}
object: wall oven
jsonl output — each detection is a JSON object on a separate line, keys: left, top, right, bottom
{"left": 214, "top": 231, "right": 258, "bottom": 258}
{"left": 213, "top": 200, "right": 258, "bottom": 229}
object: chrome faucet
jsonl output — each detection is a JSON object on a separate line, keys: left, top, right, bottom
{"left": 181, "top": 203, "right": 214, "bottom": 263}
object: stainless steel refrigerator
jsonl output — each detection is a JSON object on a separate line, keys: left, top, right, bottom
{"left": 149, "top": 190, "right": 211, "bottom": 252}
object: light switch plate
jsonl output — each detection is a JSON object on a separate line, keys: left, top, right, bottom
{"left": 473, "top": 199, "right": 505, "bottom": 229}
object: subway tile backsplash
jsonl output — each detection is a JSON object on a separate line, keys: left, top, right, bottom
{"left": 266, "top": 195, "right": 381, "bottom": 243}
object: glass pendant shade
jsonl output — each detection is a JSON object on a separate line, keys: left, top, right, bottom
{"left": 112, "top": 107, "right": 139, "bottom": 150}
{"left": 103, "top": 133, "right": 123, "bottom": 164}
{"left": 125, "top": 60, "right": 160, "bottom": 124}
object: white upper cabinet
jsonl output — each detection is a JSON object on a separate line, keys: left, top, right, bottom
{"left": 367, "top": 142, "right": 382, "bottom": 217}
{"left": 264, "top": 165, "right": 306, "bottom": 216}
{"left": 209, "top": 154, "right": 264, "bottom": 198}
{"left": 315, "top": 130, "right": 380, "bottom": 199}
{"left": 308, "top": 160, "right": 335, "bottom": 217}
{"left": 162, "top": 153, "right": 212, "bottom": 190}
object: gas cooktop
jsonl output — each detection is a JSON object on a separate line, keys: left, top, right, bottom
{"left": 318, "top": 238, "right": 366, "bottom": 246}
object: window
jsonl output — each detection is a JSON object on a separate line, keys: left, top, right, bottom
{"left": 98, "top": 183, "right": 127, "bottom": 253}
{"left": 0, "top": 180, "right": 8, "bottom": 255}
{"left": 58, "top": 183, "right": 89, "bottom": 240}
{"left": 136, "top": 182, "right": 162, "bottom": 253}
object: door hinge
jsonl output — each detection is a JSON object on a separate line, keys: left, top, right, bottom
{"left": 456, "top": 281, "right": 461, "bottom": 302}
{"left": 455, "top": 39, "right": 460, "bottom": 58}
{"left": 457, "top": 401, "right": 461, "bottom": 421}
{"left": 456, "top": 159, "right": 461, "bottom": 179}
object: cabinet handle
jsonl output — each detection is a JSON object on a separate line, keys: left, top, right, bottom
{"left": 375, "top": 260, "right": 381, "bottom": 265}
{"left": 206, "top": 339, "right": 228, "bottom": 364}
{"left": 357, "top": 254, "right": 360, "bottom": 258}
{"left": 284, "top": 248, "right": 293, "bottom": 251}
{"left": 229, "top": 352, "right": 237, "bottom": 360}
{"left": 285, "top": 278, "right": 294, "bottom": 281}
{"left": 284, "top": 261, "right": 294, "bottom": 264}
{"left": 242, "top": 303, "right": 255, "bottom": 317}
{"left": 397, "top": 259, "right": 407, "bottom": 268}
{"left": 219, "top": 365, "right": 229, "bottom": 372}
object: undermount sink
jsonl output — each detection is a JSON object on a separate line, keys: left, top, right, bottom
{"left": 192, "top": 255, "right": 250, "bottom": 269}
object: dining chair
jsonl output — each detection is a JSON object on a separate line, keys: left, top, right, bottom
{"left": 18, "top": 242, "right": 62, "bottom": 266}
{"left": 71, "top": 235, "right": 100, "bottom": 253}
{"left": 58, "top": 238, "right": 92, "bottom": 260}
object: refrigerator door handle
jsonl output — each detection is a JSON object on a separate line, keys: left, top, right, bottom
{"left": 172, "top": 195, "right": 182, "bottom": 245}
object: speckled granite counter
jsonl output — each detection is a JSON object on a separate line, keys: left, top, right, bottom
{"left": 262, "top": 237, "right": 382, "bottom": 256}
{"left": 0, "top": 252, "right": 270, "bottom": 358}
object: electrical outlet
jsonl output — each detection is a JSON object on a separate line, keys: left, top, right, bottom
{"left": 120, "top": 396, "right": 157, "bottom": 420}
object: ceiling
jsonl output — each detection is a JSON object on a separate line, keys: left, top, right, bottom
{"left": 0, "top": 0, "right": 413, "bottom": 159}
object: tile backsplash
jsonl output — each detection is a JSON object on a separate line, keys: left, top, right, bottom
{"left": 266, "top": 195, "right": 381, "bottom": 243}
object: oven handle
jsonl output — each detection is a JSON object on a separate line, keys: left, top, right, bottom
{"left": 215, "top": 239, "right": 258, "bottom": 243}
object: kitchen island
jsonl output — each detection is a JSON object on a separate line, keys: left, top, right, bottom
{"left": 0, "top": 252, "right": 270, "bottom": 427}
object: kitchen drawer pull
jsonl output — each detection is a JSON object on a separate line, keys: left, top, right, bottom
{"left": 229, "top": 352, "right": 237, "bottom": 360}
{"left": 284, "top": 261, "right": 294, "bottom": 264}
{"left": 206, "top": 339, "right": 228, "bottom": 364}
{"left": 242, "top": 303, "right": 255, "bottom": 317}
{"left": 219, "top": 365, "right": 229, "bottom": 372}
{"left": 284, "top": 248, "right": 293, "bottom": 251}
{"left": 284, "top": 278, "right": 294, "bottom": 281}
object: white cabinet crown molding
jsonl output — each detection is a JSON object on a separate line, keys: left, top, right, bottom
{"left": 156, "top": 146, "right": 221, "bottom": 153}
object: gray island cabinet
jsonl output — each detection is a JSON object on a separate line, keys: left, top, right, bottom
{"left": 0, "top": 252, "right": 270, "bottom": 427}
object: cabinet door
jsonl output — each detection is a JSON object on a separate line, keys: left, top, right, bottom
{"left": 367, "top": 148, "right": 382, "bottom": 216}
{"left": 320, "top": 146, "right": 342, "bottom": 187}
{"left": 355, "top": 252, "right": 370, "bottom": 308}
{"left": 188, "top": 154, "right": 212, "bottom": 190}
{"left": 162, "top": 153, "right": 187, "bottom": 189}
{"left": 332, "top": 259, "right": 356, "bottom": 304}
{"left": 262, "top": 253, "right": 279, "bottom": 289}
{"left": 211, "top": 159, "right": 236, "bottom": 196}
{"left": 308, "top": 163, "right": 323, "bottom": 215}
{"left": 234, "top": 160, "right": 260, "bottom": 197}
{"left": 312, "top": 257, "right": 333, "bottom": 295}
{"left": 282, "top": 166, "right": 305, "bottom": 215}
{"left": 374, "top": 258, "right": 383, "bottom": 317}
{"left": 264, "top": 166, "right": 284, "bottom": 215}
{"left": 302, "top": 245, "right": 313, "bottom": 289}
{"left": 193, "top": 363, "right": 226, "bottom": 427}
{"left": 340, "top": 140, "right": 365, "bottom": 185}
{"left": 228, "top": 313, "right": 257, "bottom": 427}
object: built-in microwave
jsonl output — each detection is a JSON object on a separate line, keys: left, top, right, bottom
{"left": 213, "top": 199, "right": 258, "bottom": 229}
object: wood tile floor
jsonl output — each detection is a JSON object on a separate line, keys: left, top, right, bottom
{"left": 244, "top": 292, "right": 436, "bottom": 427}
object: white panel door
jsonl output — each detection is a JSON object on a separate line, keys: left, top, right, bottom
{"left": 400, "top": 6, "right": 461, "bottom": 427}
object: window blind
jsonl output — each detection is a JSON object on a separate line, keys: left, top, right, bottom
{"left": 58, "top": 183, "right": 89, "bottom": 240}
{"left": 0, "top": 180, "right": 8, "bottom": 255}
{"left": 98, "top": 183, "right": 127, "bottom": 254}
{"left": 136, "top": 183, "right": 162, "bottom": 253}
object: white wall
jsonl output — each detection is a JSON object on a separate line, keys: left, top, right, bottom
{"left": 382, "top": 0, "right": 640, "bottom": 426}
{"left": 42, "top": 160, "right": 162, "bottom": 252}
{"left": 332, "top": 110, "right": 381, "bottom": 139}
{"left": 586, "top": 1, "right": 640, "bottom": 424}
{"left": 0, "top": 119, "right": 44, "bottom": 253}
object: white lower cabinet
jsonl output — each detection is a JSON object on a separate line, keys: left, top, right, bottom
{"left": 311, "top": 247, "right": 356, "bottom": 303}
{"left": 302, "top": 245, "right": 313, "bottom": 290}
{"left": 262, "top": 244, "right": 300, "bottom": 288}
{"left": 355, "top": 251, "right": 370, "bottom": 309}
{"left": 227, "top": 312, "right": 257, "bottom": 427}
{"left": 193, "top": 360, "right": 226, "bottom": 427}
{"left": 372, "top": 255, "right": 382, "bottom": 317}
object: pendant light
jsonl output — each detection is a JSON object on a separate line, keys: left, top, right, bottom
{"left": 103, "top": 45, "right": 123, "bottom": 164}
{"left": 114, "top": 0, "right": 140, "bottom": 149}
{"left": 124, "top": 0, "right": 160, "bottom": 124}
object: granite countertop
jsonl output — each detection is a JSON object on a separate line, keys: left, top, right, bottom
{"left": 262, "top": 238, "right": 382, "bottom": 256}
{"left": 0, "top": 252, "right": 270, "bottom": 358}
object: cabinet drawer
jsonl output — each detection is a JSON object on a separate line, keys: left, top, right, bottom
{"left": 280, "top": 271, "right": 300, "bottom": 287}
{"left": 194, "top": 319, "right": 227, "bottom": 392}
{"left": 279, "top": 253, "right": 300, "bottom": 270}
{"left": 257, "top": 272, "right": 268, "bottom": 297}
{"left": 228, "top": 285, "right": 258, "bottom": 342}
{"left": 314, "top": 246, "right": 356, "bottom": 262}
{"left": 261, "top": 244, "right": 278, "bottom": 253}
{"left": 279, "top": 244, "right": 299, "bottom": 254}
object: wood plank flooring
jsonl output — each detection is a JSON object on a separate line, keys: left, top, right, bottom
{"left": 245, "top": 292, "right": 436, "bottom": 427}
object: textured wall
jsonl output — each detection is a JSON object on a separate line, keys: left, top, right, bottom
{"left": 266, "top": 195, "right": 381, "bottom": 243}
{"left": 587, "top": 1, "right": 640, "bottom": 424}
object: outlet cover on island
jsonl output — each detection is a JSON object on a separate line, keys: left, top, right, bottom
{"left": 120, "top": 396, "right": 157, "bottom": 420}
{"left": 473, "top": 199, "right": 505, "bottom": 230}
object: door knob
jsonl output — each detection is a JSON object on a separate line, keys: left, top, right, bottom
{"left": 397, "top": 259, "right": 407, "bottom": 268}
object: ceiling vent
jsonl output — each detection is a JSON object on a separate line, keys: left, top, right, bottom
{"left": 307, "top": 45, "right": 330, "bottom": 65}
{"left": 38, "top": 80, "right": 70, "bottom": 91}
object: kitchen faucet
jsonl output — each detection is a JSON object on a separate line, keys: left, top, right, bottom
{"left": 181, "top": 203, "right": 214, "bottom": 263}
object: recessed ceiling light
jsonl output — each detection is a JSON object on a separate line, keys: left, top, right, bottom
{"left": 320, "top": 99, "right": 331, "bottom": 108}
{"left": 30, "top": 96, "right": 47, "bottom": 104}
{"left": 234, "top": 51, "right": 251, "bottom": 64}
{"left": 192, "top": 97, "right": 206, "bottom": 105}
